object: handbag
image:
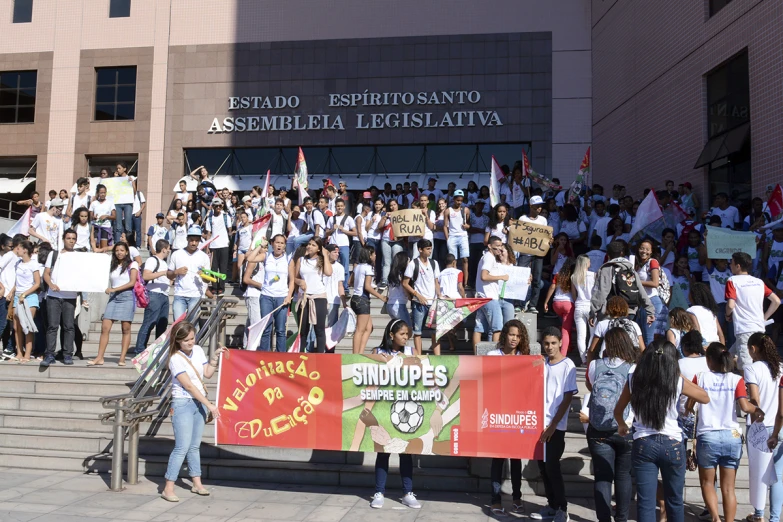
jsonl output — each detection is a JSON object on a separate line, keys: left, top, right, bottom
{"left": 176, "top": 352, "right": 214, "bottom": 424}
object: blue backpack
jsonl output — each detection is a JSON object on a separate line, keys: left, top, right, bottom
{"left": 588, "top": 359, "right": 631, "bottom": 431}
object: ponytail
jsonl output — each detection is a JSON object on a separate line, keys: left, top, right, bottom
{"left": 748, "top": 332, "right": 782, "bottom": 380}
{"left": 705, "top": 342, "right": 733, "bottom": 373}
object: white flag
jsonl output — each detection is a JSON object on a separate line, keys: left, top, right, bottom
{"left": 8, "top": 208, "right": 31, "bottom": 237}
{"left": 246, "top": 312, "right": 274, "bottom": 351}
{"left": 629, "top": 189, "right": 663, "bottom": 241}
{"left": 490, "top": 155, "right": 503, "bottom": 208}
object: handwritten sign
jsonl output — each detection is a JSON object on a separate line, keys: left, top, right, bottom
{"left": 69, "top": 176, "right": 135, "bottom": 205}
{"left": 497, "top": 265, "right": 531, "bottom": 301}
{"left": 390, "top": 209, "right": 426, "bottom": 238}
{"left": 748, "top": 421, "right": 772, "bottom": 453}
{"left": 508, "top": 220, "right": 553, "bottom": 256}
{"left": 705, "top": 225, "right": 757, "bottom": 259}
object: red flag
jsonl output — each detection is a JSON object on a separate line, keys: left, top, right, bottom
{"left": 425, "top": 298, "right": 492, "bottom": 341}
{"left": 768, "top": 184, "right": 783, "bottom": 219}
{"left": 521, "top": 149, "right": 531, "bottom": 179}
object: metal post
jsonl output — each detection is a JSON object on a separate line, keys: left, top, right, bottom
{"left": 110, "top": 402, "right": 125, "bottom": 491}
{"left": 127, "top": 422, "right": 139, "bottom": 485}
{"left": 209, "top": 321, "right": 218, "bottom": 359}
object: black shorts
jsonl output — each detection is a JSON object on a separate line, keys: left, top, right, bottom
{"left": 350, "top": 295, "right": 371, "bottom": 316}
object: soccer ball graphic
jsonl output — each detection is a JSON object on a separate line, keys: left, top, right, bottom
{"left": 390, "top": 400, "right": 424, "bottom": 434}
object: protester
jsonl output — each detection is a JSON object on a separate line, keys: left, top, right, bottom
{"left": 402, "top": 239, "right": 442, "bottom": 355}
{"left": 247, "top": 235, "right": 293, "bottom": 352}
{"left": 29, "top": 197, "right": 65, "bottom": 250}
{"left": 443, "top": 190, "right": 471, "bottom": 284}
{"left": 377, "top": 199, "right": 403, "bottom": 291}
{"left": 204, "top": 200, "right": 231, "bottom": 295}
{"left": 590, "top": 241, "right": 655, "bottom": 324}
{"left": 686, "top": 283, "right": 724, "bottom": 346}
{"left": 167, "top": 226, "right": 211, "bottom": 319}
{"left": 326, "top": 199, "right": 355, "bottom": 293}
{"left": 293, "top": 238, "right": 332, "bottom": 353}
{"left": 633, "top": 239, "right": 662, "bottom": 346}
{"left": 134, "top": 239, "right": 172, "bottom": 355}
{"left": 665, "top": 307, "right": 694, "bottom": 355}
{"left": 12, "top": 240, "right": 41, "bottom": 363}
{"left": 350, "top": 243, "right": 385, "bottom": 353}
{"left": 544, "top": 258, "right": 576, "bottom": 356}
{"left": 90, "top": 184, "right": 116, "bottom": 250}
{"left": 472, "top": 236, "right": 507, "bottom": 352}
{"left": 571, "top": 254, "right": 595, "bottom": 364}
{"left": 41, "top": 229, "right": 78, "bottom": 367}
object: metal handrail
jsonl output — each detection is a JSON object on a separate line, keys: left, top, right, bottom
{"left": 99, "top": 296, "right": 238, "bottom": 491}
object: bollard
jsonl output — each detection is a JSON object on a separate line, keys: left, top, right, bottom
{"left": 127, "top": 422, "right": 139, "bottom": 485}
{"left": 110, "top": 402, "right": 125, "bottom": 491}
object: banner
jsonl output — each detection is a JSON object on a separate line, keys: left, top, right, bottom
{"left": 425, "top": 298, "right": 491, "bottom": 341}
{"left": 389, "top": 209, "right": 427, "bottom": 238}
{"left": 250, "top": 213, "right": 272, "bottom": 249}
{"left": 216, "top": 351, "right": 544, "bottom": 460}
{"left": 508, "top": 220, "right": 553, "bottom": 256}
{"left": 498, "top": 266, "right": 531, "bottom": 301}
{"left": 705, "top": 225, "right": 757, "bottom": 259}
{"left": 71, "top": 176, "right": 135, "bottom": 204}
{"left": 50, "top": 252, "right": 111, "bottom": 293}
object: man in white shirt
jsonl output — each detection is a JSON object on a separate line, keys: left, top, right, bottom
{"left": 204, "top": 200, "right": 231, "bottom": 294}
{"left": 517, "top": 195, "right": 548, "bottom": 313}
{"left": 132, "top": 188, "right": 146, "bottom": 248}
{"left": 167, "top": 226, "right": 211, "bottom": 318}
{"left": 30, "top": 197, "right": 65, "bottom": 251}
{"left": 41, "top": 229, "right": 79, "bottom": 367}
{"left": 326, "top": 199, "right": 356, "bottom": 293}
{"left": 473, "top": 236, "right": 508, "bottom": 352}
{"left": 304, "top": 197, "right": 326, "bottom": 240}
{"left": 267, "top": 199, "right": 288, "bottom": 243}
{"left": 725, "top": 251, "right": 780, "bottom": 369}
{"left": 402, "top": 239, "right": 443, "bottom": 355}
{"left": 323, "top": 245, "right": 346, "bottom": 329}
{"left": 65, "top": 177, "right": 92, "bottom": 223}
{"left": 421, "top": 177, "right": 444, "bottom": 211}
{"left": 147, "top": 213, "right": 169, "bottom": 254}
{"left": 709, "top": 192, "right": 741, "bottom": 230}
{"left": 134, "top": 239, "right": 172, "bottom": 355}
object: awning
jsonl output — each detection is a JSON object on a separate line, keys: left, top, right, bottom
{"left": 0, "top": 178, "right": 35, "bottom": 194}
{"left": 694, "top": 123, "right": 750, "bottom": 169}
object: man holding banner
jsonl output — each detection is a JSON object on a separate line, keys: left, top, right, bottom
{"left": 516, "top": 195, "right": 549, "bottom": 313}
{"left": 112, "top": 162, "right": 136, "bottom": 244}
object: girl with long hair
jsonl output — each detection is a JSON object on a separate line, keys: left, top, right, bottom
{"left": 587, "top": 296, "right": 644, "bottom": 368}
{"left": 72, "top": 207, "right": 96, "bottom": 252}
{"left": 666, "top": 307, "right": 694, "bottom": 356}
{"left": 745, "top": 332, "right": 783, "bottom": 522}
{"left": 168, "top": 198, "right": 185, "bottom": 225}
{"left": 484, "top": 203, "right": 511, "bottom": 245}
{"left": 88, "top": 242, "right": 138, "bottom": 366}
{"left": 677, "top": 331, "right": 708, "bottom": 456}
{"left": 586, "top": 327, "right": 638, "bottom": 522}
{"left": 378, "top": 199, "right": 405, "bottom": 290}
{"left": 687, "top": 343, "right": 761, "bottom": 522}
{"left": 11, "top": 240, "right": 40, "bottom": 363}
{"left": 550, "top": 232, "right": 573, "bottom": 278}
{"left": 294, "top": 238, "right": 333, "bottom": 353}
{"left": 161, "top": 321, "right": 225, "bottom": 501}
{"left": 487, "top": 319, "right": 529, "bottom": 516}
{"left": 386, "top": 251, "right": 411, "bottom": 326}
{"left": 614, "top": 340, "right": 709, "bottom": 522}
{"left": 559, "top": 204, "right": 587, "bottom": 253}
{"left": 687, "top": 282, "right": 724, "bottom": 345}
{"left": 602, "top": 216, "right": 628, "bottom": 251}
{"left": 634, "top": 239, "right": 662, "bottom": 345}
{"left": 497, "top": 244, "right": 519, "bottom": 323}
{"left": 365, "top": 198, "right": 385, "bottom": 280}
{"left": 432, "top": 198, "right": 449, "bottom": 269}
{"left": 351, "top": 245, "right": 387, "bottom": 354}
{"left": 544, "top": 257, "right": 575, "bottom": 356}
{"left": 572, "top": 254, "right": 596, "bottom": 364}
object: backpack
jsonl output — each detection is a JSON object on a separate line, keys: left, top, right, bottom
{"left": 588, "top": 359, "right": 632, "bottom": 431}
{"left": 208, "top": 211, "right": 230, "bottom": 238}
{"left": 41, "top": 251, "right": 59, "bottom": 294}
{"left": 266, "top": 213, "right": 289, "bottom": 240}
{"left": 239, "top": 261, "right": 261, "bottom": 292}
{"left": 608, "top": 262, "right": 641, "bottom": 310}
{"left": 133, "top": 263, "right": 150, "bottom": 309}
{"left": 608, "top": 317, "right": 640, "bottom": 348}
{"left": 410, "top": 258, "right": 439, "bottom": 286}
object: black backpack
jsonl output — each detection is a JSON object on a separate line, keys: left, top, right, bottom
{"left": 41, "top": 250, "right": 59, "bottom": 294}
{"left": 239, "top": 261, "right": 261, "bottom": 292}
{"left": 608, "top": 262, "right": 642, "bottom": 310}
{"left": 410, "top": 258, "right": 439, "bottom": 286}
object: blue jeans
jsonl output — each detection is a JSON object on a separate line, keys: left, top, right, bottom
{"left": 260, "top": 295, "right": 287, "bottom": 352}
{"left": 633, "top": 435, "right": 685, "bottom": 522}
{"left": 165, "top": 397, "right": 207, "bottom": 481}
{"left": 637, "top": 295, "right": 663, "bottom": 346}
{"left": 387, "top": 302, "right": 411, "bottom": 326}
{"left": 518, "top": 254, "right": 543, "bottom": 311}
{"left": 375, "top": 452, "right": 413, "bottom": 494}
{"left": 114, "top": 203, "right": 133, "bottom": 243}
{"left": 381, "top": 240, "right": 404, "bottom": 285}
{"left": 134, "top": 292, "right": 169, "bottom": 354}
{"left": 338, "top": 245, "right": 350, "bottom": 291}
{"left": 499, "top": 299, "right": 515, "bottom": 324}
{"left": 132, "top": 215, "right": 142, "bottom": 247}
{"left": 411, "top": 301, "right": 430, "bottom": 336}
{"left": 751, "top": 426, "right": 783, "bottom": 521}
{"left": 173, "top": 295, "right": 200, "bottom": 320}
{"left": 696, "top": 429, "right": 743, "bottom": 469}
{"left": 587, "top": 427, "right": 633, "bottom": 522}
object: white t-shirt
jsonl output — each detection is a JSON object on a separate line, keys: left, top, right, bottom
{"left": 205, "top": 212, "right": 230, "bottom": 249}
{"left": 446, "top": 207, "right": 468, "bottom": 237}
{"left": 475, "top": 251, "right": 499, "bottom": 299}
{"left": 109, "top": 261, "right": 138, "bottom": 288}
{"left": 678, "top": 356, "right": 709, "bottom": 415}
{"left": 438, "top": 267, "right": 463, "bottom": 299}
{"left": 132, "top": 190, "right": 145, "bottom": 214}
{"left": 306, "top": 210, "right": 327, "bottom": 239}
{"left": 147, "top": 224, "right": 169, "bottom": 250}
{"left": 687, "top": 306, "right": 719, "bottom": 344}
{"left": 244, "top": 261, "right": 265, "bottom": 299}
{"left": 707, "top": 267, "right": 731, "bottom": 304}
{"left": 327, "top": 214, "right": 356, "bottom": 247}
{"left": 170, "top": 346, "right": 208, "bottom": 399}
{"left": 70, "top": 192, "right": 91, "bottom": 213}
{"left": 176, "top": 191, "right": 190, "bottom": 205}
{"left": 725, "top": 274, "right": 772, "bottom": 335}
{"left": 299, "top": 257, "right": 326, "bottom": 295}
{"left": 31, "top": 212, "right": 64, "bottom": 250}
{"left": 574, "top": 272, "right": 595, "bottom": 308}
{"left": 15, "top": 259, "right": 41, "bottom": 294}
{"left": 168, "top": 248, "right": 210, "bottom": 298}
{"left": 236, "top": 224, "right": 252, "bottom": 251}
{"left": 352, "top": 263, "right": 374, "bottom": 298}
{"left": 169, "top": 223, "right": 189, "bottom": 250}
{"left": 404, "top": 258, "right": 440, "bottom": 303}
{"left": 143, "top": 256, "right": 170, "bottom": 295}
{"left": 710, "top": 206, "right": 740, "bottom": 229}
{"left": 630, "top": 373, "right": 683, "bottom": 440}
{"left": 74, "top": 223, "right": 92, "bottom": 251}
{"left": 593, "top": 318, "right": 642, "bottom": 356}
{"left": 592, "top": 215, "right": 612, "bottom": 247}
{"left": 744, "top": 361, "right": 783, "bottom": 428}
{"left": 694, "top": 372, "right": 746, "bottom": 435}
{"left": 485, "top": 222, "right": 507, "bottom": 243}
{"left": 260, "top": 253, "right": 290, "bottom": 298}
{"left": 635, "top": 258, "right": 660, "bottom": 298}
{"left": 90, "top": 198, "right": 115, "bottom": 229}
{"left": 469, "top": 214, "right": 489, "bottom": 244}
{"left": 45, "top": 251, "right": 77, "bottom": 299}
{"left": 269, "top": 212, "right": 287, "bottom": 238}
{"left": 544, "top": 357, "right": 578, "bottom": 432}
{"left": 551, "top": 275, "right": 574, "bottom": 303}
{"left": 0, "top": 251, "right": 18, "bottom": 297}
{"left": 326, "top": 261, "right": 344, "bottom": 306}
{"left": 559, "top": 220, "right": 586, "bottom": 241}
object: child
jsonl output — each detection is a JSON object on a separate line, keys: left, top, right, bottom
{"left": 586, "top": 235, "right": 605, "bottom": 273}
{"left": 486, "top": 320, "right": 530, "bottom": 516}
{"left": 535, "top": 326, "right": 577, "bottom": 522}
{"left": 544, "top": 258, "right": 575, "bottom": 356}
{"left": 438, "top": 254, "right": 466, "bottom": 351}
{"left": 705, "top": 257, "right": 733, "bottom": 346}
{"left": 369, "top": 319, "right": 421, "bottom": 510}
{"left": 681, "top": 229, "right": 707, "bottom": 282}
{"left": 402, "top": 239, "right": 442, "bottom": 355}
{"left": 350, "top": 245, "right": 387, "bottom": 354}
{"left": 669, "top": 254, "right": 692, "bottom": 309}
{"left": 665, "top": 307, "right": 694, "bottom": 356}
{"left": 12, "top": 240, "right": 40, "bottom": 363}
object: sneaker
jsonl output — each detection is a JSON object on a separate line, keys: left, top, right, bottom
{"left": 370, "top": 492, "right": 384, "bottom": 509}
{"left": 553, "top": 509, "right": 569, "bottom": 522}
{"left": 63, "top": 355, "right": 74, "bottom": 366}
{"left": 40, "top": 355, "right": 56, "bottom": 368}
{"left": 697, "top": 510, "right": 711, "bottom": 521}
{"left": 529, "top": 506, "right": 557, "bottom": 520}
{"left": 1, "top": 350, "right": 13, "bottom": 361}
{"left": 527, "top": 305, "right": 539, "bottom": 314}
{"left": 400, "top": 492, "right": 421, "bottom": 509}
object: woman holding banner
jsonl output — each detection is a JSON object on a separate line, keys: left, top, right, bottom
{"left": 294, "top": 238, "right": 333, "bottom": 353}
{"left": 378, "top": 199, "right": 405, "bottom": 290}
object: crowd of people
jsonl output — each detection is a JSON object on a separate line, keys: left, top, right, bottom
{"left": 5, "top": 159, "right": 783, "bottom": 520}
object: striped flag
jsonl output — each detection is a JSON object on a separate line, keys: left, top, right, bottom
{"left": 250, "top": 212, "right": 273, "bottom": 249}
{"left": 425, "top": 298, "right": 492, "bottom": 341}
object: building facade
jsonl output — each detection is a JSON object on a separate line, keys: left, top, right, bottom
{"left": 0, "top": 0, "right": 591, "bottom": 227}
{"left": 592, "top": 0, "right": 783, "bottom": 206}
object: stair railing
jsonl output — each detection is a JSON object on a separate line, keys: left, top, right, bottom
{"left": 98, "top": 296, "right": 238, "bottom": 491}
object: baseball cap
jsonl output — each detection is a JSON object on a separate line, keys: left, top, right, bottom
{"left": 453, "top": 189, "right": 464, "bottom": 197}
{"left": 362, "top": 191, "right": 371, "bottom": 199}
{"left": 474, "top": 199, "right": 485, "bottom": 206}
{"left": 529, "top": 195, "right": 544, "bottom": 206}
{"left": 156, "top": 212, "right": 165, "bottom": 219}
{"left": 683, "top": 182, "right": 693, "bottom": 190}
{"left": 428, "top": 177, "right": 437, "bottom": 183}
{"left": 242, "top": 195, "right": 251, "bottom": 203}
{"left": 49, "top": 197, "right": 66, "bottom": 208}
{"left": 187, "top": 225, "right": 202, "bottom": 237}
{"left": 211, "top": 200, "right": 223, "bottom": 207}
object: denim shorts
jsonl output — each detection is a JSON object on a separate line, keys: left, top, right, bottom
{"left": 14, "top": 293, "right": 39, "bottom": 309}
{"left": 350, "top": 295, "right": 371, "bottom": 316}
{"left": 447, "top": 235, "right": 470, "bottom": 259}
{"left": 696, "top": 429, "right": 743, "bottom": 469}
{"left": 474, "top": 299, "right": 503, "bottom": 334}
{"left": 411, "top": 301, "right": 430, "bottom": 336}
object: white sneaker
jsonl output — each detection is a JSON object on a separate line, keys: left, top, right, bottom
{"left": 401, "top": 492, "right": 421, "bottom": 509}
{"left": 553, "top": 509, "right": 569, "bottom": 522}
{"left": 529, "top": 506, "right": 557, "bottom": 520}
{"left": 370, "top": 492, "right": 384, "bottom": 509}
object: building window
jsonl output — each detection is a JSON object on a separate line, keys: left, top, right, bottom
{"left": 12, "top": 0, "right": 33, "bottom": 23}
{"left": 0, "top": 71, "right": 36, "bottom": 124}
{"left": 707, "top": 51, "right": 749, "bottom": 138}
{"left": 709, "top": 0, "right": 732, "bottom": 16}
{"left": 94, "top": 66, "right": 136, "bottom": 121}
{"left": 109, "top": 0, "right": 130, "bottom": 18}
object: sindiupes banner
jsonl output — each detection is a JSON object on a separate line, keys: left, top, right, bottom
{"left": 216, "top": 351, "right": 545, "bottom": 460}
